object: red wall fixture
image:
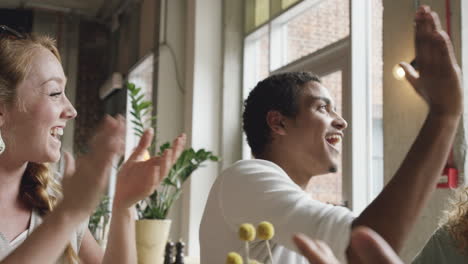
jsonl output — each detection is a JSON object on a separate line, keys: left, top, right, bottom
{"left": 437, "top": 167, "right": 458, "bottom": 189}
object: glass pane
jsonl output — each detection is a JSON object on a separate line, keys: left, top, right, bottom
{"left": 281, "top": 0, "right": 349, "bottom": 68}
{"left": 242, "top": 27, "right": 270, "bottom": 159}
{"left": 255, "top": 0, "right": 270, "bottom": 27}
{"left": 306, "top": 70, "right": 343, "bottom": 205}
{"left": 371, "top": 0, "right": 383, "bottom": 199}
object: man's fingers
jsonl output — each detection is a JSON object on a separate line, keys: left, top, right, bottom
{"left": 434, "top": 30, "right": 458, "bottom": 70}
{"left": 414, "top": 6, "right": 433, "bottom": 71}
{"left": 399, "top": 62, "right": 419, "bottom": 85}
{"left": 128, "top": 128, "right": 154, "bottom": 161}
{"left": 63, "top": 151, "right": 76, "bottom": 178}
{"left": 429, "top": 11, "right": 442, "bottom": 31}
{"left": 421, "top": 11, "right": 433, "bottom": 35}
{"left": 351, "top": 227, "right": 404, "bottom": 264}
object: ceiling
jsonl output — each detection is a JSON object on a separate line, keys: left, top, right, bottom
{"left": 0, "top": 0, "right": 127, "bottom": 19}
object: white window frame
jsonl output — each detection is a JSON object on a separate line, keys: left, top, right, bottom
{"left": 350, "top": 0, "right": 373, "bottom": 213}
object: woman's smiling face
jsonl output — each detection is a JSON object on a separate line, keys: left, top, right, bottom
{"left": 2, "top": 47, "right": 77, "bottom": 163}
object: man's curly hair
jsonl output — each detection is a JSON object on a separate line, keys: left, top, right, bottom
{"left": 242, "top": 71, "right": 321, "bottom": 157}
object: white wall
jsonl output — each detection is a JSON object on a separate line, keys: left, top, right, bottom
{"left": 220, "top": 1, "right": 244, "bottom": 170}
{"left": 181, "top": 0, "right": 223, "bottom": 256}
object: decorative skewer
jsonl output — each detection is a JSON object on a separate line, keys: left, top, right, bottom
{"left": 226, "top": 252, "right": 243, "bottom": 264}
{"left": 257, "top": 221, "right": 275, "bottom": 264}
{"left": 239, "top": 223, "right": 256, "bottom": 263}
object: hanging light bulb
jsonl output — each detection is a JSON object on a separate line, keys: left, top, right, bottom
{"left": 392, "top": 64, "right": 406, "bottom": 80}
{"left": 393, "top": 59, "right": 417, "bottom": 81}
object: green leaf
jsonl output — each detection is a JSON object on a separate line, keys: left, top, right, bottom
{"left": 135, "top": 94, "right": 145, "bottom": 103}
{"left": 130, "top": 111, "right": 141, "bottom": 120}
{"left": 158, "top": 142, "right": 171, "bottom": 154}
{"left": 134, "top": 127, "right": 144, "bottom": 135}
{"left": 127, "top": 82, "right": 135, "bottom": 91}
{"left": 140, "top": 109, "right": 149, "bottom": 117}
{"left": 163, "top": 177, "right": 177, "bottom": 187}
{"left": 131, "top": 119, "right": 145, "bottom": 129}
{"left": 138, "top": 101, "right": 152, "bottom": 111}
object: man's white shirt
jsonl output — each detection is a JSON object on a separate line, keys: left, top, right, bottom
{"left": 200, "top": 159, "right": 355, "bottom": 263}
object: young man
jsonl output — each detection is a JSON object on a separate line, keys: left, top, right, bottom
{"left": 200, "top": 5, "right": 462, "bottom": 264}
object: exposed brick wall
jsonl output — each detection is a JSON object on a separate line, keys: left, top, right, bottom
{"left": 286, "top": 0, "right": 349, "bottom": 64}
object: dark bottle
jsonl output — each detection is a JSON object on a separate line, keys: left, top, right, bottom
{"left": 164, "top": 241, "right": 175, "bottom": 264}
{"left": 174, "top": 240, "right": 185, "bottom": 264}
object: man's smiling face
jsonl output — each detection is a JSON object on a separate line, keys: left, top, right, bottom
{"left": 281, "top": 81, "right": 347, "bottom": 183}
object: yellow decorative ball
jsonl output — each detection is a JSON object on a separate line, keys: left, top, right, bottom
{"left": 226, "top": 252, "right": 243, "bottom": 264}
{"left": 257, "top": 221, "right": 275, "bottom": 240}
{"left": 239, "top": 223, "right": 256, "bottom": 241}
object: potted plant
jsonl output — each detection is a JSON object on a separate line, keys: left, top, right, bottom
{"left": 126, "top": 83, "right": 218, "bottom": 264}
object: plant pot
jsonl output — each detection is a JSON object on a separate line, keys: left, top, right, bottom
{"left": 135, "top": 219, "right": 172, "bottom": 264}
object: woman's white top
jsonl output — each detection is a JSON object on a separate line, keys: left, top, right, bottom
{"left": 0, "top": 209, "right": 87, "bottom": 263}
